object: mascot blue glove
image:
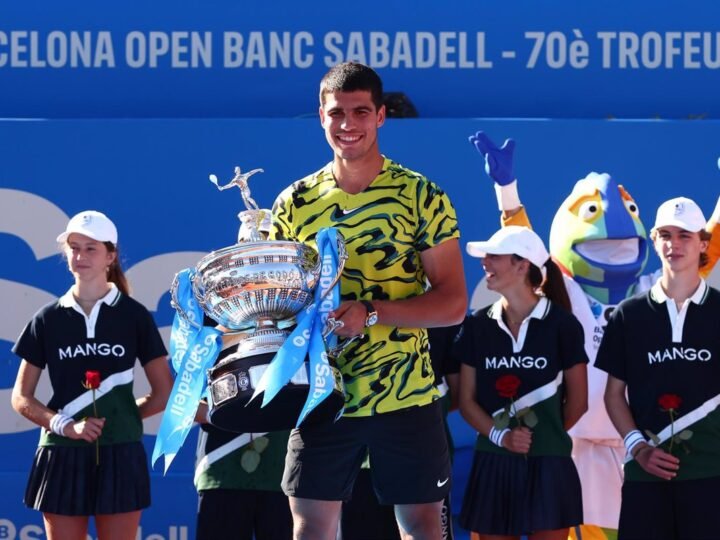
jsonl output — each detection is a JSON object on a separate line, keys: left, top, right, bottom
{"left": 469, "top": 131, "right": 522, "bottom": 212}
{"left": 469, "top": 130, "right": 516, "bottom": 186}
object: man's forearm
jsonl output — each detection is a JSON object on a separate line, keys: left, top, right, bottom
{"left": 374, "top": 284, "right": 467, "bottom": 328}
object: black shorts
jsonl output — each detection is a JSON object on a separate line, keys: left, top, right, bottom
{"left": 459, "top": 452, "right": 582, "bottom": 536}
{"left": 619, "top": 476, "right": 720, "bottom": 540}
{"left": 24, "top": 441, "right": 150, "bottom": 515}
{"left": 282, "top": 401, "right": 451, "bottom": 505}
{"left": 197, "top": 488, "right": 293, "bottom": 540}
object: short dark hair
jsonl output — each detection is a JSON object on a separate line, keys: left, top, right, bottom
{"left": 319, "top": 62, "right": 384, "bottom": 110}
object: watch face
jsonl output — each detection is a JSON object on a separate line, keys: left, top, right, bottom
{"left": 366, "top": 312, "right": 378, "bottom": 326}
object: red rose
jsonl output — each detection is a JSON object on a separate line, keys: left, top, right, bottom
{"left": 85, "top": 370, "right": 101, "bottom": 390}
{"left": 658, "top": 394, "right": 682, "bottom": 411}
{"left": 81, "top": 370, "right": 102, "bottom": 465}
{"left": 496, "top": 375, "right": 521, "bottom": 399}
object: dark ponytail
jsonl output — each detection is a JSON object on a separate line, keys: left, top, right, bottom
{"left": 104, "top": 241, "right": 131, "bottom": 296}
{"left": 527, "top": 258, "right": 571, "bottom": 311}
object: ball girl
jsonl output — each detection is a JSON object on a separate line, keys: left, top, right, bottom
{"left": 11, "top": 210, "right": 173, "bottom": 540}
{"left": 457, "top": 226, "right": 588, "bottom": 540}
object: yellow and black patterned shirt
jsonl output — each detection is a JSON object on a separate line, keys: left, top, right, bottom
{"left": 271, "top": 157, "right": 460, "bottom": 416}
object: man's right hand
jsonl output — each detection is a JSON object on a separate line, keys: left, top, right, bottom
{"left": 634, "top": 445, "right": 680, "bottom": 480}
{"left": 469, "top": 131, "right": 516, "bottom": 186}
{"left": 502, "top": 426, "right": 532, "bottom": 454}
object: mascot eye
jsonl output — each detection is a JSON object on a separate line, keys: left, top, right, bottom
{"left": 578, "top": 201, "right": 601, "bottom": 220}
{"left": 624, "top": 199, "right": 640, "bottom": 217}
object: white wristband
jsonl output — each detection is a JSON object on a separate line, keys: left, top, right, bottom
{"left": 494, "top": 181, "right": 522, "bottom": 212}
{"left": 623, "top": 429, "right": 647, "bottom": 457}
{"left": 49, "top": 413, "right": 73, "bottom": 437}
{"left": 489, "top": 426, "right": 511, "bottom": 448}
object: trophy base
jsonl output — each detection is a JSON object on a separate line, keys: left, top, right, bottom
{"left": 207, "top": 349, "right": 345, "bottom": 433}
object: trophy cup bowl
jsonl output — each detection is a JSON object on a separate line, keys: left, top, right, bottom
{"left": 174, "top": 167, "right": 347, "bottom": 433}
{"left": 192, "top": 240, "right": 321, "bottom": 331}
{"left": 197, "top": 234, "right": 347, "bottom": 433}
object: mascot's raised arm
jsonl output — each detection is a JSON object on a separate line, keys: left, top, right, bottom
{"left": 469, "top": 130, "right": 720, "bottom": 540}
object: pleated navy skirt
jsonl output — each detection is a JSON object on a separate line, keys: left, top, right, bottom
{"left": 24, "top": 441, "right": 151, "bottom": 515}
{"left": 459, "top": 451, "right": 583, "bottom": 536}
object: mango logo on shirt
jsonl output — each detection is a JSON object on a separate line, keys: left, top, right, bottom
{"left": 58, "top": 342, "right": 126, "bottom": 360}
{"left": 648, "top": 347, "right": 711, "bottom": 364}
{"left": 485, "top": 356, "right": 548, "bottom": 369}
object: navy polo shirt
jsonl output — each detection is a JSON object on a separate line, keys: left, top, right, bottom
{"left": 456, "top": 298, "right": 588, "bottom": 456}
{"left": 596, "top": 280, "right": 720, "bottom": 481}
{"left": 13, "top": 286, "right": 167, "bottom": 446}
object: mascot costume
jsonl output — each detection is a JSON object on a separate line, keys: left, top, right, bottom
{"left": 468, "top": 131, "right": 720, "bottom": 540}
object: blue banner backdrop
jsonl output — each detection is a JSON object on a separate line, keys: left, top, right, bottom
{"left": 1, "top": 117, "right": 719, "bottom": 537}
{"left": 0, "top": 0, "right": 720, "bottom": 119}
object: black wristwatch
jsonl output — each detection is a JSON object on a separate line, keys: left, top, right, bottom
{"left": 360, "top": 300, "right": 378, "bottom": 327}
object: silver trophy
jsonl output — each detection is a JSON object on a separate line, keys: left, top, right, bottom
{"left": 172, "top": 167, "right": 347, "bottom": 432}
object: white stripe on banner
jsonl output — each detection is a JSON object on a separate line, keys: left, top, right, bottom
{"left": 654, "top": 393, "right": 720, "bottom": 446}
{"left": 60, "top": 368, "right": 134, "bottom": 418}
{"left": 492, "top": 372, "right": 563, "bottom": 418}
{"left": 193, "top": 431, "right": 268, "bottom": 485}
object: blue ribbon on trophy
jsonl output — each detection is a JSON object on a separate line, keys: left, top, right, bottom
{"left": 251, "top": 227, "right": 343, "bottom": 426}
{"left": 151, "top": 268, "right": 222, "bottom": 473}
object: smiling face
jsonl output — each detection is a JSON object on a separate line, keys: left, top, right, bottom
{"left": 652, "top": 226, "right": 708, "bottom": 275}
{"left": 64, "top": 233, "right": 115, "bottom": 283}
{"left": 483, "top": 253, "right": 529, "bottom": 293}
{"left": 549, "top": 172, "right": 649, "bottom": 303}
{"left": 319, "top": 90, "right": 385, "bottom": 163}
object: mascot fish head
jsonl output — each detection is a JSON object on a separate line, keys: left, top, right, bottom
{"left": 549, "top": 172, "right": 649, "bottom": 304}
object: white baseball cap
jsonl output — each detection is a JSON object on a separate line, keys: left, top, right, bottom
{"left": 56, "top": 210, "right": 118, "bottom": 245}
{"left": 652, "top": 197, "right": 706, "bottom": 233}
{"left": 467, "top": 226, "right": 550, "bottom": 272}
